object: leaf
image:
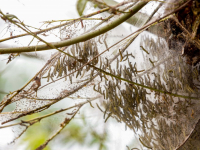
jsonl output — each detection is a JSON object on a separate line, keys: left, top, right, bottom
{"left": 5, "top": 14, "right": 18, "bottom": 20}
{"left": 76, "top": 0, "right": 88, "bottom": 16}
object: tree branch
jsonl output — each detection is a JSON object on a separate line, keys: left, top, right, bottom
{"left": 0, "top": 1, "right": 148, "bottom": 54}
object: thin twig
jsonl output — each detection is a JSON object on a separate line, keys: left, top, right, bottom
{"left": 1, "top": 77, "right": 92, "bottom": 124}
{"left": 175, "top": 119, "right": 200, "bottom": 150}
{"left": 0, "top": 7, "right": 109, "bottom": 42}
{"left": 0, "top": 1, "right": 148, "bottom": 53}
{"left": 0, "top": 96, "right": 99, "bottom": 128}
{"left": 0, "top": 1, "right": 134, "bottom": 43}
{"left": 35, "top": 105, "right": 82, "bottom": 150}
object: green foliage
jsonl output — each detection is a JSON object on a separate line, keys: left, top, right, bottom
{"left": 76, "top": 0, "right": 88, "bottom": 16}
{"left": 19, "top": 112, "right": 108, "bottom": 150}
{"left": 21, "top": 124, "right": 51, "bottom": 150}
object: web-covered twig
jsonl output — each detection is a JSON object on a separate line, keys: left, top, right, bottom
{"left": 0, "top": 7, "right": 110, "bottom": 43}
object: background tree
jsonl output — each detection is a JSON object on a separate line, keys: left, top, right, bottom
{"left": 0, "top": 0, "right": 200, "bottom": 149}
